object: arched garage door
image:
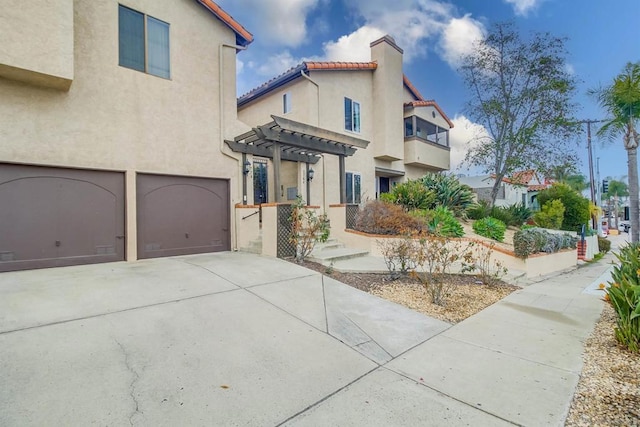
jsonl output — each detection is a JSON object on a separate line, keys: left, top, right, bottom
{"left": 0, "top": 164, "right": 125, "bottom": 272}
{"left": 136, "top": 174, "right": 230, "bottom": 259}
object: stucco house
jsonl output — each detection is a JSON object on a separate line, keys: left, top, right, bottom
{"left": 459, "top": 170, "right": 551, "bottom": 208}
{"left": 0, "top": 0, "right": 254, "bottom": 271}
{"left": 232, "top": 35, "right": 454, "bottom": 209}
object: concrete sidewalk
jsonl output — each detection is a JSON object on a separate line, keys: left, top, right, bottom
{"left": 0, "top": 245, "right": 617, "bottom": 426}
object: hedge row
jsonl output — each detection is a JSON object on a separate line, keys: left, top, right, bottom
{"left": 513, "top": 227, "right": 578, "bottom": 259}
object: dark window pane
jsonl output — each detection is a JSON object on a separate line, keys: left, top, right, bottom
{"left": 119, "top": 6, "right": 145, "bottom": 72}
{"left": 147, "top": 16, "right": 170, "bottom": 78}
{"left": 354, "top": 174, "right": 361, "bottom": 204}
{"left": 404, "top": 117, "right": 413, "bottom": 137}
{"left": 344, "top": 98, "right": 352, "bottom": 131}
{"left": 346, "top": 172, "right": 353, "bottom": 204}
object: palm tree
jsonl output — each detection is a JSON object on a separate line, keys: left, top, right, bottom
{"left": 590, "top": 62, "right": 640, "bottom": 242}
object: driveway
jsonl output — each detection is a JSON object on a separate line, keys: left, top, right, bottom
{"left": 0, "top": 252, "right": 504, "bottom": 426}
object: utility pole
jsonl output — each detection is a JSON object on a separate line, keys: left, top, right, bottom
{"left": 578, "top": 119, "right": 605, "bottom": 230}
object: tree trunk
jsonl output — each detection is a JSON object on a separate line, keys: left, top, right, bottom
{"left": 628, "top": 147, "right": 639, "bottom": 243}
{"left": 489, "top": 176, "right": 503, "bottom": 208}
{"left": 614, "top": 195, "right": 619, "bottom": 229}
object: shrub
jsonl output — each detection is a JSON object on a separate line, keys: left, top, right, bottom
{"left": 606, "top": 243, "right": 640, "bottom": 352}
{"left": 354, "top": 201, "right": 423, "bottom": 235}
{"left": 473, "top": 217, "right": 506, "bottom": 242}
{"left": 504, "top": 203, "right": 533, "bottom": 226}
{"left": 466, "top": 200, "right": 492, "bottom": 220}
{"left": 412, "top": 236, "right": 476, "bottom": 306}
{"left": 537, "top": 183, "right": 590, "bottom": 232}
{"left": 534, "top": 200, "right": 565, "bottom": 229}
{"left": 467, "top": 201, "right": 532, "bottom": 227}
{"left": 513, "top": 227, "right": 578, "bottom": 259}
{"left": 421, "top": 173, "right": 474, "bottom": 217}
{"left": 427, "top": 206, "right": 464, "bottom": 238}
{"left": 378, "top": 236, "right": 418, "bottom": 279}
{"left": 290, "top": 196, "right": 330, "bottom": 263}
{"left": 382, "top": 180, "right": 436, "bottom": 211}
{"left": 598, "top": 236, "right": 611, "bottom": 253}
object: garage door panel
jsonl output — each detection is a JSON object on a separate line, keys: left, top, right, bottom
{"left": 0, "top": 164, "right": 125, "bottom": 272}
{"left": 137, "top": 174, "right": 230, "bottom": 259}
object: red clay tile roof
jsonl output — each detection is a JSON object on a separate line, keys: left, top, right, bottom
{"left": 511, "top": 169, "right": 538, "bottom": 185}
{"left": 404, "top": 100, "right": 454, "bottom": 128}
{"left": 195, "top": 0, "right": 253, "bottom": 46}
{"left": 528, "top": 184, "right": 549, "bottom": 192}
{"left": 403, "top": 75, "right": 424, "bottom": 101}
{"left": 306, "top": 61, "right": 378, "bottom": 70}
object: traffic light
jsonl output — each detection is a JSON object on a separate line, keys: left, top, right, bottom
{"left": 602, "top": 179, "right": 609, "bottom": 193}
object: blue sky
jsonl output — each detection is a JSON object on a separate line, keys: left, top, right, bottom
{"left": 218, "top": 0, "right": 640, "bottom": 183}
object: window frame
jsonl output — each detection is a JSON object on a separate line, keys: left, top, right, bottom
{"left": 345, "top": 171, "right": 362, "bottom": 204}
{"left": 283, "top": 92, "right": 292, "bottom": 114}
{"left": 118, "top": 4, "right": 170, "bottom": 79}
{"left": 344, "top": 97, "right": 361, "bottom": 133}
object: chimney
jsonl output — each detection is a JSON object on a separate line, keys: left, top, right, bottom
{"left": 370, "top": 35, "right": 404, "bottom": 161}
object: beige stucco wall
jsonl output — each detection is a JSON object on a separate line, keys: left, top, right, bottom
{"left": 0, "top": 0, "right": 74, "bottom": 90}
{"left": 0, "top": 0, "right": 249, "bottom": 259}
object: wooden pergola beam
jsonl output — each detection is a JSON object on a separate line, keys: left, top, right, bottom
{"left": 257, "top": 126, "right": 357, "bottom": 156}
{"left": 225, "top": 140, "right": 320, "bottom": 164}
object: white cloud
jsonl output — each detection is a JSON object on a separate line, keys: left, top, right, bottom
{"left": 230, "top": 0, "right": 321, "bottom": 47}
{"left": 322, "top": 26, "right": 385, "bottom": 61}
{"left": 449, "top": 115, "right": 490, "bottom": 173}
{"left": 236, "top": 57, "right": 244, "bottom": 74}
{"left": 503, "top": 0, "right": 541, "bottom": 16}
{"left": 440, "top": 15, "right": 486, "bottom": 68}
{"left": 249, "top": 51, "right": 301, "bottom": 77}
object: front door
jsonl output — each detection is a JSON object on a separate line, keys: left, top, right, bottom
{"left": 253, "top": 160, "right": 268, "bottom": 204}
{"left": 379, "top": 177, "right": 390, "bottom": 195}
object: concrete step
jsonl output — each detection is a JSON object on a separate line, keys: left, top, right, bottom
{"left": 313, "top": 240, "right": 344, "bottom": 251}
{"left": 308, "top": 247, "right": 370, "bottom": 265}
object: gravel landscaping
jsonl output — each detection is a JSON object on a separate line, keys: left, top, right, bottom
{"left": 565, "top": 303, "right": 640, "bottom": 427}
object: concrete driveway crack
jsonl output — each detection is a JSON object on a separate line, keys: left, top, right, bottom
{"left": 114, "top": 339, "right": 142, "bottom": 426}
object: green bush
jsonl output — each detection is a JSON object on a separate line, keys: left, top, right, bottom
{"left": 534, "top": 199, "right": 565, "bottom": 229}
{"left": 382, "top": 180, "right": 436, "bottom": 211}
{"left": 421, "top": 173, "right": 474, "bottom": 217}
{"left": 598, "top": 236, "right": 611, "bottom": 253}
{"left": 537, "top": 183, "right": 590, "bottom": 232}
{"left": 467, "top": 201, "right": 532, "bottom": 227}
{"left": 466, "top": 200, "right": 492, "bottom": 220}
{"left": 504, "top": 203, "right": 533, "bottom": 226}
{"left": 513, "top": 227, "right": 578, "bottom": 258}
{"left": 354, "top": 201, "right": 424, "bottom": 235}
{"left": 473, "top": 217, "right": 506, "bottom": 242}
{"left": 427, "top": 206, "right": 464, "bottom": 238}
{"left": 607, "top": 243, "right": 640, "bottom": 352}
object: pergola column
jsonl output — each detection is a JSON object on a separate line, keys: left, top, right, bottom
{"left": 273, "top": 142, "right": 281, "bottom": 202}
{"left": 305, "top": 162, "right": 311, "bottom": 206}
{"left": 339, "top": 155, "right": 346, "bottom": 204}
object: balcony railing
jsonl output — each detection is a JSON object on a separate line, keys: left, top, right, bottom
{"left": 404, "top": 116, "right": 449, "bottom": 147}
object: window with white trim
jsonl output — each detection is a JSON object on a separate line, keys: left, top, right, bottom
{"left": 283, "top": 92, "right": 292, "bottom": 114}
{"left": 119, "top": 5, "right": 170, "bottom": 79}
{"left": 346, "top": 172, "right": 361, "bottom": 204}
{"left": 344, "top": 97, "right": 361, "bottom": 133}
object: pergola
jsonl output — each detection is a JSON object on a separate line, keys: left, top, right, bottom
{"left": 226, "top": 115, "right": 369, "bottom": 204}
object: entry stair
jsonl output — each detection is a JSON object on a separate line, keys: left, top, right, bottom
{"left": 308, "top": 238, "right": 369, "bottom": 266}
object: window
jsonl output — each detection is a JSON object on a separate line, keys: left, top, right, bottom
{"left": 119, "top": 5, "right": 170, "bottom": 79}
{"left": 344, "top": 97, "right": 361, "bottom": 133}
{"left": 283, "top": 92, "right": 292, "bottom": 114}
{"left": 346, "top": 172, "right": 361, "bottom": 204}
{"left": 403, "top": 115, "right": 449, "bottom": 147}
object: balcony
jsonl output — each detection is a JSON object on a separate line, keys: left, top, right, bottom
{"left": 403, "top": 116, "right": 450, "bottom": 170}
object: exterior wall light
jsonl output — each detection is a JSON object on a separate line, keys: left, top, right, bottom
{"left": 307, "top": 168, "right": 315, "bottom": 181}
{"left": 243, "top": 160, "right": 251, "bottom": 175}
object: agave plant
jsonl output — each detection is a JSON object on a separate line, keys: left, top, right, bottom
{"left": 421, "top": 173, "right": 474, "bottom": 217}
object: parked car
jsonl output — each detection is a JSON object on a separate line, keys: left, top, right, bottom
{"left": 619, "top": 221, "right": 631, "bottom": 233}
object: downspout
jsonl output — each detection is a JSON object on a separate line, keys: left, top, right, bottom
{"left": 220, "top": 42, "right": 247, "bottom": 251}
{"left": 300, "top": 70, "right": 326, "bottom": 212}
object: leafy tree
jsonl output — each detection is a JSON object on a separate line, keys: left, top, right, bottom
{"left": 380, "top": 179, "right": 435, "bottom": 211}
{"left": 534, "top": 199, "right": 565, "bottom": 229}
{"left": 564, "top": 174, "right": 590, "bottom": 193}
{"left": 537, "top": 183, "right": 590, "bottom": 232}
{"left": 460, "top": 22, "right": 579, "bottom": 207}
{"left": 590, "top": 62, "right": 640, "bottom": 242}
